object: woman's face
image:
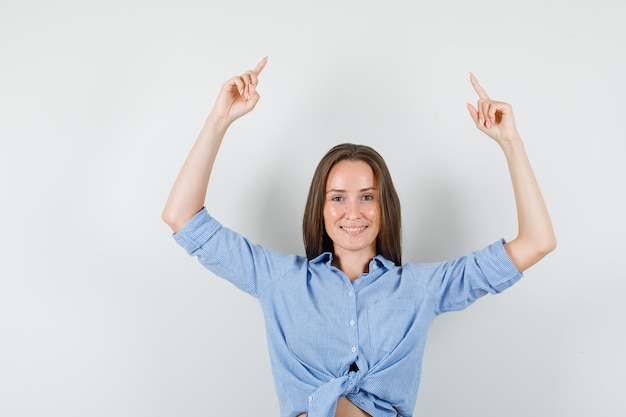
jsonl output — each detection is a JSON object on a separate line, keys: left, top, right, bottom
{"left": 323, "top": 160, "right": 380, "bottom": 260}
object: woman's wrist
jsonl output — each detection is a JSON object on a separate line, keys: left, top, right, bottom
{"left": 204, "top": 111, "right": 232, "bottom": 135}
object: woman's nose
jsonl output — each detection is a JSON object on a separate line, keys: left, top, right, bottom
{"left": 345, "top": 200, "right": 361, "bottom": 219}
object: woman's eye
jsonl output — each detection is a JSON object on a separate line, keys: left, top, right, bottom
{"left": 331, "top": 196, "right": 343, "bottom": 202}
{"left": 362, "top": 194, "right": 374, "bottom": 201}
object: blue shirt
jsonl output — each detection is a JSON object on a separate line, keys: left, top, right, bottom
{"left": 173, "top": 208, "right": 522, "bottom": 417}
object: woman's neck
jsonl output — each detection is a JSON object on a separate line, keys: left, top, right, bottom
{"left": 332, "top": 250, "right": 375, "bottom": 281}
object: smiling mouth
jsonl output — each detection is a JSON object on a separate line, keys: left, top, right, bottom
{"left": 341, "top": 226, "right": 367, "bottom": 234}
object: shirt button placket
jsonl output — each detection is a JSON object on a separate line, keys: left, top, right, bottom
{"left": 347, "top": 288, "right": 358, "bottom": 358}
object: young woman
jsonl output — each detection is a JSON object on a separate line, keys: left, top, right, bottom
{"left": 162, "top": 57, "right": 556, "bottom": 417}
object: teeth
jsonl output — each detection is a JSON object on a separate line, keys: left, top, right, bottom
{"left": 343, "top": 227, "right": 365, "bottom": 232}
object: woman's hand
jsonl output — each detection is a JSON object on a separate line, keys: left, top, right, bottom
{"left": 210, "top": 56, "right": 268, "bottom": 125}
{"left": 466, "top": 73, "right": 520, "bottom": 144}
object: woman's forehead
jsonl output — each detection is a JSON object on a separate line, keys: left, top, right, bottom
{"left": 326, "top": 160, "right": 376, "bottom": 190}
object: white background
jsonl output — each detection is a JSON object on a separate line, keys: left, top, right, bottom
{"left": 1, "top": 0, "right": 625, "bottom": 416}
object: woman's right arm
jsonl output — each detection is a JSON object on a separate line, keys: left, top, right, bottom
{"left": 162, "top": 57, "right": 268, "bottom": 232}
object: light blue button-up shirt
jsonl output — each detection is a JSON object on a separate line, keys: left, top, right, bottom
{"left": 173, "top": 209, "right": 522, "bottom": 417}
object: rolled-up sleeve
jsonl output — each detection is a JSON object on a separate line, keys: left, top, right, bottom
{"left": 173, "top": 208, "right": 301, "bottom": 298}
{"left": 414, "top": 239, "right": 523, "bottom": 314}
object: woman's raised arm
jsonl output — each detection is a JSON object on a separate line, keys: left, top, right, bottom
{"left": 162, "top": 57, "right": 268, "bottom": 232}
{"left": 466, "top": 73, "right": 556, "bottom": 272}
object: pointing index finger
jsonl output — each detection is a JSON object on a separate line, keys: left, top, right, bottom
{"left": 470, "top": 72, "right": 490, "bottom": 100}
{"left": 253, "top": 56, "right": 268, "bottom": 76}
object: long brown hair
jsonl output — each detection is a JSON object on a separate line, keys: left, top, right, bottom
{"left": 302, "top": 143, "right": 402, "bottom": 265}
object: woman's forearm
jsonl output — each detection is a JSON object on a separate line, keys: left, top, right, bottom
{"left": 162, "top": 114, "right": 230, "bottom": 233}
{"left": 467, "top": 73, "right": 556, "bottom": 272}
{"left": 162, "top": 58, "right": 267, "bottom": 233}
{"left": 501, "top": 136, "right": 557, "bottom": 272}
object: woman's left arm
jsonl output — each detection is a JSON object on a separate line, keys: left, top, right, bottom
{"left": 466, "top": 73, "right": 556, "bottom": 272}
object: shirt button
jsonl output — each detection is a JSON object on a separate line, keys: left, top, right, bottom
{"left": 349, "top": 320, "right": 355, "bottom": 326}
{"left": 348, "top": 291, "right": 354, "bottom": 297}
{"left": 351, "top": 346, "right": 357, "bottom": 353}
{"left": 308, "top": 396, "right": 313, "bottom": 402}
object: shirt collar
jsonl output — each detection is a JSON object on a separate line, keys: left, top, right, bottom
{"left": 309, "top": 252, "right": 395, "bottom": 271}
{"left": 372, "top": 254, "right": 396, "bottom": 270}
{"left": 310, "top": 252, "right": 332, "bottom": 264}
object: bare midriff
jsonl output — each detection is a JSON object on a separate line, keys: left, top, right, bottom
{"left": 296, "top": 397, "right": 373, "bottom": 417}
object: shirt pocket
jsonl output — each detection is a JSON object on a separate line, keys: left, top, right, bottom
{"left": 366, "top": 299, "right": 415, "bottom": 354}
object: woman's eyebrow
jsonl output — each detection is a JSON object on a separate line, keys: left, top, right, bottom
{"left": 325, "top": 187, "right": 376, "bottom": 194}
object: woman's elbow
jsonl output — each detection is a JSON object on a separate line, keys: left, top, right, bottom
{"left": 537, "top": 229, "right": 557, "bottom": 258}
{"left": 161, "top": 208, "right": 186, "bottom": 233}
{"left": 543, "top": 234, "right": 557, "bottom": 255}
{"left": 506, "top": 234, "right": 557, "bottom": 272}
{"left": 529, "top": 235, "right": 557, "bottom": 265}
